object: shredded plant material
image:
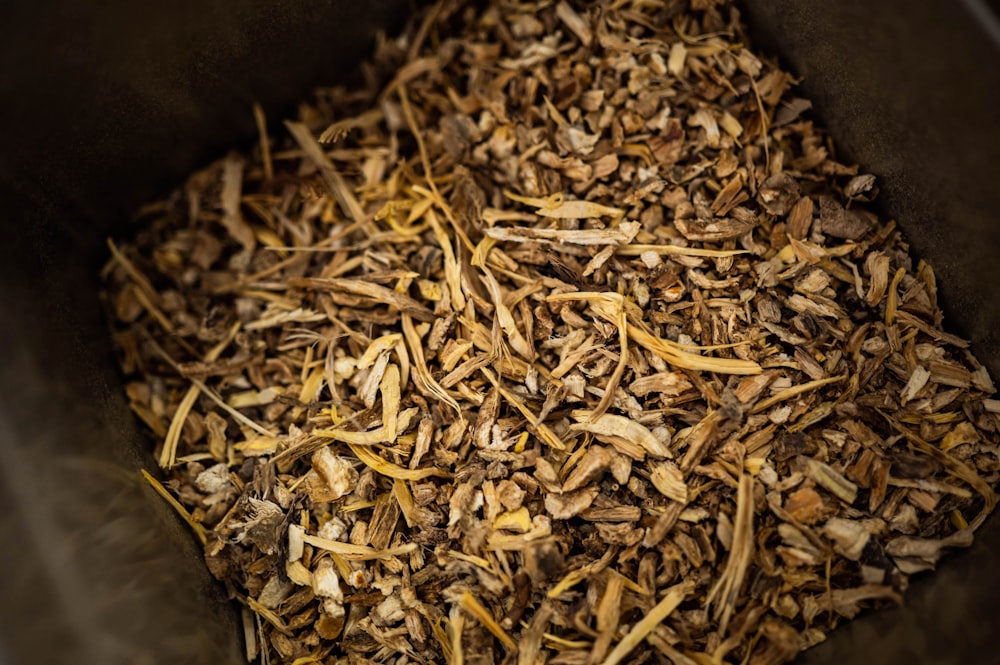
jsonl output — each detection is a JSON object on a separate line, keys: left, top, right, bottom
{"left": 103, "top": 1, "right": 1000, "bottom": 664}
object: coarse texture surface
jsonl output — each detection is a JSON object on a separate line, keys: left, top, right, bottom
{"left": 102, "top": 2, "right": 1000, "bottom": 664}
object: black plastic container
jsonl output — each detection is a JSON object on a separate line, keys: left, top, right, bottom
{"left": 1, "top": 1, "right": 997, "bottom": 664}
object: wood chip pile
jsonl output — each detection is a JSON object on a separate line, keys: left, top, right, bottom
{"left": 103, "top": 1, "right": 1000, "bottom": 663}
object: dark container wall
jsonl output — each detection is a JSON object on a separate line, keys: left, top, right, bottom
{"left": 0, "top": 1, "right": 410, "bottom": 663}
{"left": 0, "top": 1, "right": 996, "bottom": 664}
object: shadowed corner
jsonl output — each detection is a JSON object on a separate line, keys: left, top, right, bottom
{"left": 0, "top": 1, "right": 412, "bottom": 662}
{"left": 797, "top": 511, "right": 1000, "bottom": 665}
{"left": 0, "top": 453, "right": 245, "bottom": 665}
{"left": 740, "top": 0, "right": 1000, "bottom": 379}
{"left": 0, "top": 174, "right": 243, "bottom": 664}
{"left": 0, "top": 329, "right": 244, "bottom": 665}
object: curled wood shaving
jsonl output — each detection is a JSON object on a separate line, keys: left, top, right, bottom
{"left": 570, "top": 412, "right": 671, "bottom": 460}
{"left": 301, "top": 533, "right": 417, "bottom": 560}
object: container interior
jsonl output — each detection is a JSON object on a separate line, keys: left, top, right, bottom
{"left": 0, "top": 1, "right": 997, "bottom": 663}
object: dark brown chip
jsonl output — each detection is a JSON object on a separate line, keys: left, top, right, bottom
{"left": 819, "top": 196, "right": 874, "bottom": 240}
